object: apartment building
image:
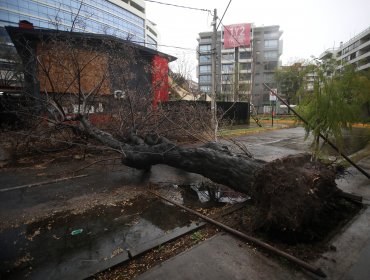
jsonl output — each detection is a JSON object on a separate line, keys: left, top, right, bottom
{"left": 197, "top": 23, "right": 283, "bottom": 111}
{"left": 320, "top": 26, "right": 370, "bottom": 71}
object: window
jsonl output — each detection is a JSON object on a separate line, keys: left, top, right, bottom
{"left": 222, "top": 53, "right": 234, "bottom": 61}
{"left": 264, "top": 61, "right": 278, "bottom": 71}
{"left": 147, "top": 35, "right": 157, "bottom": 49}
{"left": 199, "top": 65, "right": 211, "bottom": 73}
{"left": 239, "top": 51, "right": 251, "bottom": 59}
{"left": 199, "top": 55, "right": 211, "bottom": 63}
{"left": 239, "top": 73, "right": 251, "bottom": 81}
{"left": 199, "top": 85, "right": 211, "bottom": 92}
{"left": 199, "top": 75, "right": 211, "bottom": 83}
{"left": 264, "top": 51, "right": 278, "bottom": 59}
{"left": 1, "top": 0, "right": 147, "bottom": 42}
{"left": 222, "top": 74, "right": 233, "bottom": 82}
{"left": 222, "top": 63, "right": 234, "bottom": 73}
{"left": 240, "top": 63, "right": 251, "bottom": 71}
{"left": 264, "top": 39, "right": 278, "bottom": 48}
{"left": 264, "top": 30, "right": 278, "bottom": 36}
{"left": 199, "top": 44, "right": 211, "bottom": 52}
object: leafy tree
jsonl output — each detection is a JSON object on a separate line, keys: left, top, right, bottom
{"left": 353, "top": 68, "right": 370, "bottom": 117}
{"left": 274, "top": 62, "right": 304, "bottom": 112}
{"left": 298, "top": 58, "right": 368, "bottom": 156}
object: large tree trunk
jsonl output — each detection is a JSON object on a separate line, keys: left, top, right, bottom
{"left": 78, "top": 116, "right": 348, "bottom": 241}
{"left": 79, "top": 115, "right": 262, "bottom": 194}
{"left": 122, "top": 141, "right": 262, "bottom": 194}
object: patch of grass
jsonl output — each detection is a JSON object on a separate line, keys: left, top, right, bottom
{"left": 218, "top": 126, "right": 286, "bottom": 138}
{"left": 190, "top": 231, "right": 204, "bottom": 242}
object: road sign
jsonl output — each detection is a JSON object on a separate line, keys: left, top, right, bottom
{"left": 269, "top": 89, "right": 277, "bottom": 101}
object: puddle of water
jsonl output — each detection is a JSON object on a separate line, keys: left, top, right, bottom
{"left": 184, "top": 183, "right": 249, "bottom": 205}
{"left": 0, "top": 196, "right": 196, "bottom": 280}
{"left": 0, "top": 183, "right": 247, "bottom": 280}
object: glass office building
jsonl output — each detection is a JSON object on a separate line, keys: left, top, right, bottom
{"left": 0, "top": 0, "right": 158, "bottom": 48}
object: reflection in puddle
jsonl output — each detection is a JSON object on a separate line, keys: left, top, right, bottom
{"left": 188, "top": 183, "right": 249, "bottom": 204}
{"left": 0, "top": 196, "right": 195, "bottom": 280}
{"left": 0, "top": 185, "right": 247, "bottom": 280}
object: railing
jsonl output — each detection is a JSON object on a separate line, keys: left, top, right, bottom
{"left": 341, "top": 26, "right": 370, "bottom": 48}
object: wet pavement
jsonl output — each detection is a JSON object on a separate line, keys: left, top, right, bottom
{"left": 315, "top": 155, "right": 370, "bottom": 280}
{"left": 0, "top": 195, "right": 205, "bottom": 280}
{"left": 135, "top": 127, "right": 370, "bottom": 280}
{"left": 0, "top": 155, "right": 209, "bottom": 279}
{"left": 0, "top": 161, "right": 239, "bottom": 280}
{"left": 135, "top": 234, "right": 310, "bottom": 280}
{"left": 1, "top": 126, "right": 370, "bottom": 280}
{"left": 232, "top": 126, "right": 370, "bottom": 162}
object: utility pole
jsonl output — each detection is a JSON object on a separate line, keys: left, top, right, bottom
{"left": 234, "top": 46, "right": 239, "bottom": 101}
{"left": 211, "top": 8, "right": 218, "bottom": 140}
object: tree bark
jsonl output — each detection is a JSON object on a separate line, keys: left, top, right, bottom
{"left": 78, "top": 116, "right": 351, "bottom": 242}
{"left": 122, "top": 141, "right": 263, "bottom": 194}
{"left": 78, "top": 115, "right": 262, "bottom": 194}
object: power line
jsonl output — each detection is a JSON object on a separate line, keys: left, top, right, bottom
{"left": 157, "top": 43, "right": 196, "bottom": 52}
{"left": 216, "top": 0, "right": 232, "bottom": 30}
{"left": 129, "top": 40, "right": 197, "bottom": 52}
{"left": 144, "top": 0, "right": 210, "bottom": 12}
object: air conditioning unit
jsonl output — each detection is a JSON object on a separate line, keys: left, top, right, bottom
{"left": 114, "top": 90, "right": 125, "bottom": 99}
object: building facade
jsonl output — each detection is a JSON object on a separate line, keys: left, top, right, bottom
{"left": 197, "top": 24, "right": 283, "bottom": 112}
{"left": 0, "top": 0, "right": 158, "bottom": 49}
{"left": 320, "top": 26, "right": 370, "bottom": 71}
{"left": 3, "top": 26, "right": 174, "bottom": 123}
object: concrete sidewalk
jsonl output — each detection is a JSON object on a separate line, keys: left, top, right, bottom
{"left": 315, "top": 156, "right": 370, "bottom": 280}
{"left": 135, "top": 233, "right": 310, "bottom": 280}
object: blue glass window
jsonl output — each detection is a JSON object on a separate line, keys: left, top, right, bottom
{"left": 0, "top": 0, "right": 146, "bottom": 44}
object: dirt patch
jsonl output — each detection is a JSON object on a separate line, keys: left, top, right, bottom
{"left": 250, "top": 153, "right": 359, "bottom": 242}
{"left": 240, "top": 200, "right": 362, "bottom": 261}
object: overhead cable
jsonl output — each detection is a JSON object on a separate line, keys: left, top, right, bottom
{"left": 144, "top": 0, "right": 210, "bottom": 12}
{"left": 216, "top": 0, "right": 232, "bottom": 30}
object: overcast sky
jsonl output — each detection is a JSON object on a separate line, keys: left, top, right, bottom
{"left": 145, "top": 0, "right": 370, "bottom": 80}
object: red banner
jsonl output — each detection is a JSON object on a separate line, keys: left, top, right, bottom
{"left": 224, "top": 23, "right": 251, "bottom": 49}
{"left": 152, "top": 55, "right": 169, "bottom": 108}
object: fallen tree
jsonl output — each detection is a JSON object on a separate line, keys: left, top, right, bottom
{"left": 3, "top": 26, "right": 359, "bottom": 243}
{"left": 78, "top": 115, "right": 351, "bottom": 241}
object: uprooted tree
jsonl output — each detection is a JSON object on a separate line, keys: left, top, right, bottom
{"left": 1, "top": 26, "right": 356, "bottom": 241}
